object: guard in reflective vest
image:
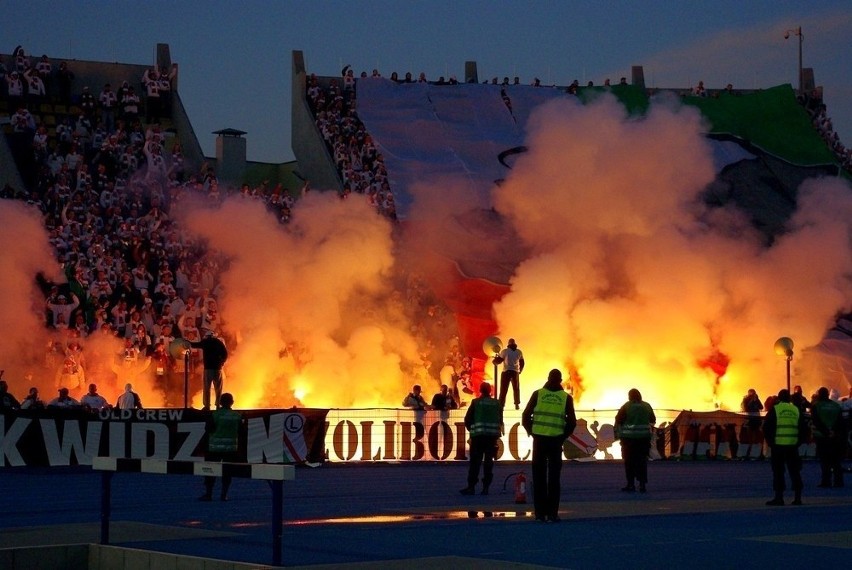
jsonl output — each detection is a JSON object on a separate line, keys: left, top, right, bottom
{"left": 200, "top": 392, "right": 243, "bottom": 501}
{"left": 614, "top": 388, "right": 656, "bottom": 492}
{"left": 763, "top": 388, "right": 806, "bottom": 506}
{"left": 460, "top": 382, "right": 503, "bottom": 495}
{"left": 521, "top": 369, "right": 577, "bottom": 522}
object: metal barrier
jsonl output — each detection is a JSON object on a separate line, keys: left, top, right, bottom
{"left": 92, "top": 457, "right": 295, "bottom": 566}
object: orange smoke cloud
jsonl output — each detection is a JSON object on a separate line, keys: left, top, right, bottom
{"left": 490, "top": 93, "right": 852, "bottom": 411}
{"left": 0, "top": 201, "right": 63, "bottom": 385}
{"left": 179, "top": 192, "right": 425, "bottom": 408}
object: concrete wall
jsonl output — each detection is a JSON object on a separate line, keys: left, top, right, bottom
{"left": 0, "top": 126, "right": 26, "bottom": 191}
{"left": 290, "top": 50, "right": 342, "bottom": 193}
{"left": 0, "top": 44, "right": 206, "bottom": 183}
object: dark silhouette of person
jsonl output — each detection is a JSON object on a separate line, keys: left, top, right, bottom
{"left": 460, "top": 382, "right": 502, "bottom": 495}
{"left": 189, "top": 330, "right": 228, "bottom": 409}
{"left": 493, "top": 338, "right": 524, "bottom": 409}
{"left": 200, "top": 392, "right": 242, "bottom": 501}
{"left": 763, "top": 389, "right": 807, "bottom": 506}
{"left": 811, "top": 386, "right": 846, "bottom": 488}
{"left": 615, "top": 388, "right": 656, "bottom": 492}
{"left": 521, "top": 369, "right": 576, "bottom": 522}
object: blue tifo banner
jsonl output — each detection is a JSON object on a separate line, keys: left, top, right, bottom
{"left": 0, "top": 408, "right": 328, "bottom": 468}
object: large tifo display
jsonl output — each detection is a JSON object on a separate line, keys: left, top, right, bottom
{"left": 0, "top": 408, "right": 328, "bottom": 467}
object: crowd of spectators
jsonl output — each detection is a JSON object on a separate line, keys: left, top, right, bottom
{"left": 0, "top": 47, "right": 265, "bottom": 406}
{"left": 307, "top": 70, "right": 396, "bottom": 219}
{"left": 806, "top": 96, "right": 852, "bottom": 173}
{"left": 2, "top": 48, "right": 471, "bottom": 410}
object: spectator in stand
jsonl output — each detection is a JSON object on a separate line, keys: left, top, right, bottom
{"left": 116, "top": 382, "right": 143, "bottom": 410}
{"left": 56, "top": 61, "right": 74, "bottom": 104}
{"left": 431, "top": 383, "right": 457, "bottom": 421}
{"left": 46, "top": 292, "right": 80, "bottom": 329}
{"left": 5, "top": 71, "right": 25, "bottom": 111}
{"left": 24, "top": 68, "right": 46, "bottom": 108}
{"left": 764, "top": 392, "right": 779, "bottom": 413}
{"left": 13, "top": 46, "right": 29, "bottom": 72}
{"left": 20, "top": 387, "right": 45, "bottom": 410}
{"left": 54, "top": 355, "right": 85, "bottom": 395}
{"left": 403, "top": 384, "right": 429, "bottom": 426}
{"left": 35, "top": 55, "right": 53, "bottom": 97}
{"left": 144, "top": 69, "right": 161, "bottom": 122}
{"left": 0, "top": 380, "right": 21, "bottom": 410}
{"left": 158, "top": 67, "right": 172, "bottom": 118}
{"left": 48, "top": 387, "right": 80, "bottom": 408}
{"left": 80, "top": 382, "right": 110, "bottom": 411}
{"left": 10, "top": 105, "right": 35, "bottom": 133}
{"left": 741, "top": 388, "right": 764, "bottom": 429}
{"left": 99, "top": 83, "right": 117, "bottom": 133}
{"left": 791, "top": 384, "right": 812, "bottom": 414}
{"left": 79, "top": 86, "right": 97, "bottom": 122}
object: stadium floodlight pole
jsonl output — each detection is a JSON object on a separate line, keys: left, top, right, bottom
{"left": 773, "top": 337, "right": 794, "bottom": 393}
{"left": 784, "top": 26, "right": 803, "bottom": 96}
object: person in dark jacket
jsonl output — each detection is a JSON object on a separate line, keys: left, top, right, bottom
{"left": 199, "top": 392, "right": 242, "bottom": 501}
{"left": 189, "top": 330, "right": 228, "bottom": 410}
{"left": 0, "top": 380, "right": 21, "bottom": 410}
{"left": 460, "top": 382, "right": 502, "bottom": 496}
{"left": 522, "top": 369, "right": 576, "bottom": 522}
{"left": 811, "top": 386, "right": 846, "bottom": 488}
{"left": 615, "top": 389, "right": 656, "bottom": 493}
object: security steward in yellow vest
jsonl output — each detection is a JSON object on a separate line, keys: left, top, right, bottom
{"left": 614, "top": 388, "right": 656, "bottom": 493}
{"left": 763, "top": 388, "right": 806, "bottom": 506}
{"left": 521, "top": 369, "right": 577, "bottom": 522}
{"left": 200, "top": 392, "right": 242, "bottom": 502}
{"left": 461, "top": 382, "right": 503, "bottom": 495}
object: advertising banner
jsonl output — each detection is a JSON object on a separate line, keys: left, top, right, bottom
{"left": 0, "top": 408, "right": 328, "bottom": 467}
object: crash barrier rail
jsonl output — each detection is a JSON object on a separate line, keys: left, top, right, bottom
{"left": 92, "top": 457, "right": 295, "bottom": 566}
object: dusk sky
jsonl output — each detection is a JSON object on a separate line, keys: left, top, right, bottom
{"left": 4, "top": 1, "right": 850, "bottom": 164}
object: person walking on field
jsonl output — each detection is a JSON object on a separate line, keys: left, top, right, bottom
{"left": 460, "top": 382, "right": 503, "bottom": 496}
{"left": 493, "top": 338, "right": 524, "bottom": 410}
{"left": 763, "top": 388, "right": 808, "bottom": 506}
{"left": 615, "top": 388, "right": 656, "bottom": 493}
{"left": 200, "top": 392, "right": 242, "bottom": 502}
{"left": 522, "top": 369, "right": 576, "bottom": 522}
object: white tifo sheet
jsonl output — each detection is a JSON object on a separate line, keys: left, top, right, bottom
{"left": 355, "top": 79, "right": 754, "bottom": 217}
